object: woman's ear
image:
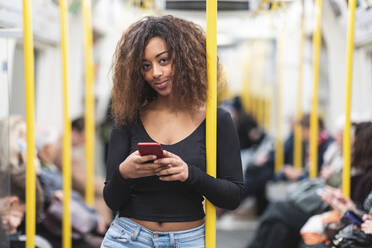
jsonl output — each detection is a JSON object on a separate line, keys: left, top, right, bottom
{"left": 8, "top": 196, "right": 20, "bottom": 208}
{"left": 0, "top": 196, "right": 19, "bottom": 211}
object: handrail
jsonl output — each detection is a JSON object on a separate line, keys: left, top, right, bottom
{"left": 59, "top": 0, "right": 72, "bottom": 247}
{"left": 274, "top": 34, "right": 284, "bottom": 173}
{"left": 294, "top": 0, "right": 305, "bottom": 170}
{"left": 205, "top": 0, "right": 217, "bottom": 247}
{"left": 22, "top": 0, "right": 36, "bottom": 247}
{"left": 81, "top": 0, "right": 95, "bottom": 206}
{"left": 309, "top": 0, "right": 323, "bottom": 179}
{"left": 342, "top": 0, "right": 357, "bottom": 198}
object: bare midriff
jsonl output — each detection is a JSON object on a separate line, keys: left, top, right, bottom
{"left": 129, "top": 218, "right": 205, "bottom": 232}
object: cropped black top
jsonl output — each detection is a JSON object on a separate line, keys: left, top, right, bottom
{"left": 103, "top": 108, "right": 244, "bottom": 222}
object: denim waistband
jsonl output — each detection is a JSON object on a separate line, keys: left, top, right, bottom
{"left": 113, "top": 215, "right": 205, "bottom": 242}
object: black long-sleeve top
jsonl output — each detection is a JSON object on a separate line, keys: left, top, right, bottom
{"left": 103, "top": 108, "right": 244, "bottom": 222}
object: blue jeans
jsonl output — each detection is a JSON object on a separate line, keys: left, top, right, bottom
{"left": 101, "top": 216, "right": 205, "bottom": 248}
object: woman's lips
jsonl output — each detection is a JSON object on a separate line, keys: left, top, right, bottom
{"left": 154, "top": 80, "right": 168, "bottom": 89}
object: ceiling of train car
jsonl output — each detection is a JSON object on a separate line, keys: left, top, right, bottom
{"left": 157, "top": 0, "right": 298, "bottom": 12}
{"left": 165, "top": 0, "right": 249, "bottom": 11}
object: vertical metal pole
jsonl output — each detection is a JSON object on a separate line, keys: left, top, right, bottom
{"left": 258, "top": 96, "right": 264, "bottom": 126}
{"left": 342, "top": 0, "right": 357, "bottom": 198}
{"left": 265, "top": 86, "right": 272, "bottom": 131}
{"left": 241, "top": 58, "right": 252, "bottom": 114}
{"left": 294, "top": 0, "right": 305, "bottom": 170}
{"left": 274, "top": 36, "right": 284, "bottom": 173}
{"left": 257, "top": 45, "right": 266, "bottom": 127}
{"left": 81, "top": 0, "right": 95, "bottom": 206}
{"left": 309, "top": 0, "right": 323, "bottom": 179}
{"left": 252, "top": 95, "right": 258, "bottom": 120}
{"left": 206, "top": 0, "right": 217, "bottom": 247}
{"left": 22, "top": 0, "right": 36, "bottom": 247}
{"left": 59, "top": 0, "right": 72, "bottom": 247}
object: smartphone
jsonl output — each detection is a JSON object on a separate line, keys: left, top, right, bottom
{"left": 344, "top": 210, "right": 363, "bottom": 226}
{"left": 137, "top": 142, "right": 164, "bottom": 159}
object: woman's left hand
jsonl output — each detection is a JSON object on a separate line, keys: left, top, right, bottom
{"left": 154, "top": 150, "right": 189, "bottom": 182}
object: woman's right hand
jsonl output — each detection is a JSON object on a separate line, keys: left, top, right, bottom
{"left": 119, "top": 151, "right": 160, "bottom": 179}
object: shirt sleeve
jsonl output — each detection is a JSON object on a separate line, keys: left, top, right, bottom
{"left": 185, "top": 109, "right": 244, "bottom": 210}
{"left": 103, "top": 125, "right": 133, "bottom": 211}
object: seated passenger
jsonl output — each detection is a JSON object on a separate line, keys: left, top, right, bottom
{"left": 0, "top": 116, "right": 28, "bottom": 171}
{"left": 34, "top": 123, "right": 105, "bottom": 248}
{"left": 246, "top": 121, "right": 372, "bottom": 248}
{"left": 219, "top": 97, "right": 272, "bottom": 216}
{"left": 298, "top": 188, "right": 372, "bottom": 247}
{"left": 53, "top": 117, "right": 112, "bottom": 226}
{"left": 0, "top": 168, "right": 48, "bottom": 248}
{"left": 240, "top": 119, "right": 303, "bottom": 216}
{"left": 282, "top": 114, "right": 333, "bottom": 182}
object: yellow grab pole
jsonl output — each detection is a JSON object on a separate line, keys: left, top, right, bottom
{"left": 258, "top": 95, "right": 265, "bottom": 126}
{"left": 274, "top": 35, "right": 284, "bottom": 173}
{"left": 241, "top": 60, "right": 252, "bottom": 114}
{"left": 206, "top": 0, "right": 217, "bottom": 247}
{"left": 257, "top": 44, "right": 266, "bottom": 126}
{"left": 241, "top": 78, "right": 251, "bottom": 113}
{"left": 257, "top": 96, "right": 261, "bottom": 126}
{"left": 254, "top": 96, "right": 258, "bottom": 123}
{"left": 265, "top": 97, "right": 271, "bottom": 131}
{"left": 82, "top": 0, "right": 95, "bottom": 206}
{"left": 262, "top": 97, "right": 266, "bottom": 128}
{"left": 23, "top": 0, "right": 36, "bottom": 247}
{"left": 59, "top": 0, "right": 72, "bottom": 247}
{"left": 309, "top": 0, "right": 323, "bottom": 179}
{"left": 251, "top": 95, "right": 257, "bottom": 119}
{"left": 342, "top": 0, "right": 356, "bottom": 198}
{"left": 294, "top": 0, "right": 305, "bottom": 170}
{"left": 265, "top": 86, "right": 272, "bottom": 131}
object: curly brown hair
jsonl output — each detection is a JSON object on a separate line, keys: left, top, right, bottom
{"left": 111, "top": 15, "right": 223, "bottom": 126}
{"left": 352, "top": 122, "right": 372, "bottom": 171}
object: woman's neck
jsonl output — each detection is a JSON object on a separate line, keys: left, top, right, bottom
{"left": 152, "top": 95, "right": 174, "bottom": 110}
{"left": 144, "top": 97, "right": 205, "bottom": 117}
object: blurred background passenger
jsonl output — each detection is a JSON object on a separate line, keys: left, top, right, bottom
{"left": 0, "top": 116, "right": 27, "bottom": 171}
{"left": 0, "top": 167, "right": 47, "bottom": 247}
{"left": 282, "top": 114, "right": 333, "bottom": 182}
{"left": 54, "top": 117, "right": 112, "bottom": 226}
{"left": 219, "top": 96, "right": 272, "bottom": 217}
{"left": 34, "top": 123, "right": 105, "bottom": 248}
{"left": 299, "top": 188, "right": 372, "bottom": 247}
{"left": 246, "top": 121, "right": 372, "bottom": 248}
{"left": 229, "top": 96, "right": 264, "bottom": 151}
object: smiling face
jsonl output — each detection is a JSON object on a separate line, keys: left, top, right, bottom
{"left": 142, "top": 37, "right": 173, "bottom": 97}
{"left": 0, "top": 196, "right": 25, "bottom": 235}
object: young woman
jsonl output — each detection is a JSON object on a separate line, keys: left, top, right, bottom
{"left": 101, "top": 15, "right": 244, "bottom": 248}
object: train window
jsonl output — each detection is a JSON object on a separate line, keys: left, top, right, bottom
{"left": 0, "top": 35, "right": 11, "bottom": 248}
{"left": 9, "top": 43, "right": 39, "bottom": 119}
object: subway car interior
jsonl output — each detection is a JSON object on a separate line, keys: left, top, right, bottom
{"left": 1, "top": 0, "right": 372, "bottom": 247}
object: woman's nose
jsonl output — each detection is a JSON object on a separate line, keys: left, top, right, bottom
{"left": 152, "top": 64, "right": 162, "bottom": 79}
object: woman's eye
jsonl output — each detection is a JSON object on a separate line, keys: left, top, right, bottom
{"left": 159, "top": 58, "right": 168, "bottom": 64}
{"left": 142, "top": 64, "right": 151, "bottom": 71}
